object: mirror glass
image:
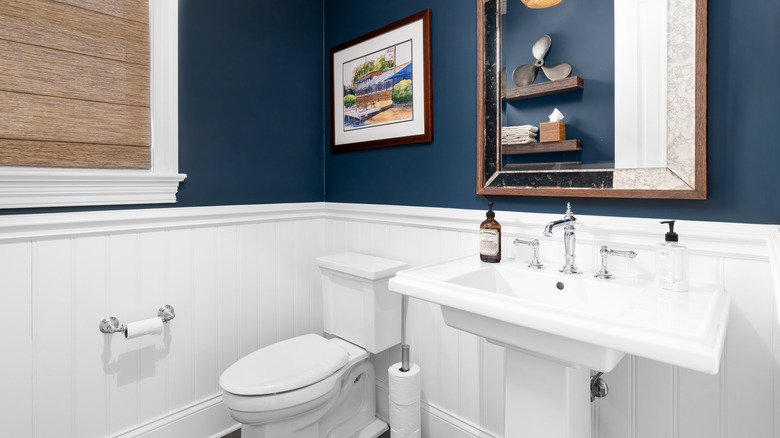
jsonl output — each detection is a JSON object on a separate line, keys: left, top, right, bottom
{"left": 477, "top": 0, "right": 706, "bottom": 198}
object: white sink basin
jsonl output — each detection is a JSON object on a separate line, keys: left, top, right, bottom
{"left": 389, "top": 255, "right": 730, "bottom": 374}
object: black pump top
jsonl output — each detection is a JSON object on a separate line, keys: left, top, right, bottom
{"left": 661, "top": 220, "right": 678, "bottom": 242}
{"left": 486, "top": 202, "right": 495, "bottom": 218}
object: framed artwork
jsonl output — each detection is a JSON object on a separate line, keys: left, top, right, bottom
{"left": 330, "top": 9, "right": 432, "bottom": 152}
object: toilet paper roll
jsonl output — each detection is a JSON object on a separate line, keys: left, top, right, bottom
{"left": 391, "top": 427, "right": 421, "bottom": 438}
{"left": 389, "top": 362, "right": 421, "bottom": 438}
{"left": 124, "top": 317, "right": 163, "bottom": 339}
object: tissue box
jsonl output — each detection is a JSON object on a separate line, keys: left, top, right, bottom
{"left": 540, "top": 122, "right": 566, "bottom": 142}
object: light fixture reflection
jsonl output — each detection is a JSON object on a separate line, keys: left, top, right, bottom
{"left": 521, "top": 0, "right": 563, "bottom": 8}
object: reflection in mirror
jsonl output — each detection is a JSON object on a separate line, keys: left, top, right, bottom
{"left": 477, "top": 0, "right": 706, "bottom": 198}
{"left": 614, "top": 0, "right": 669, "bottom": 169}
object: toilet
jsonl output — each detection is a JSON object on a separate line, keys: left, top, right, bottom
{"left": 219, "top": 252, "right": 407, "bottom": 438}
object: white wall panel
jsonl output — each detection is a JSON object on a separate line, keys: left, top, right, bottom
{"left": 237, "top": 224, "right": 260, "bottom": 358}
{"left": 293, "top": 220, "right": 312, "bottom": 336}
{"left": 323, "top": 204, "right": 779, "bottom": 438}
{"left": 258, "top": 222, "right": 280, "bottom": 349}
{"left": 34, "top": 238, "right": 74, "bottom": 437}
{"left": 677, "top": 366, "right": 720, "bottom": 437}
{"left": 277, "top": 222, "right": 296, "bottom": 341}
{"left": 191, "top": 227, "right": 218, "bottom": 401}
{"left": 216, "top": 226, "right": 240, "bottom": 378}
{"left": 596, "top": 356, "right": 633, "bottom": 438}
{"left": 0, "top": 204, "right": 334, "bottom": 438}
{"left": 634, "top": 359, "right": 673, "bottom": 438}
{"left": 329, "top": 218, "right": 348, "bottom": 254}
{"left": 106, "top": 233, "right": 141, "bottom": 433}
{"left": 72, "top": 236, "right": 110, "bottom": 438}
{"left": 723, "top": 259, "right": 775, "bottom": 438}
{"left": 164, "top": 228, "right": 194, "bottom": 410}
{"left": 307, "top": 218, "right": 326, "bottom": 335}
{"left": 0, "top": 203, "right": 776, "bottom": 438}
{"left": 369, "top": 222, "right": 390, "bottom": 259}
{"left": 458, "top": 332, "right": 482, "bottom": 427}
{"left": 481, "top": 339, "right": 505, "bottom": 436}
{"left": 138, "top": 231, "right": 168, "bottom": 422}
{"left": 775, "top": 316, "right": 780, "bottom": 438}
{"left": 438, "top": 323, "right": 461, "bottom": 415}
{"left": 0, "top": 242, "right": 33, "bottom": 437}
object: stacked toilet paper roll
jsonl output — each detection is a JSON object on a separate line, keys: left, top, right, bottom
{"left": 388, "top": 362, "right": 421, "bottom": 438}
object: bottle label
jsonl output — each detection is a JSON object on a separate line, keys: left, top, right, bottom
{"left": 480, "top": 229, "right": 500, "bottom": 256}
{"left": 657, "top": 249, "right": 674, "bottom": 288}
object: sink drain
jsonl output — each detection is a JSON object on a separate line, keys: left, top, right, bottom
{"left": 556, "top": 282, "right": 565, "bottom": 290}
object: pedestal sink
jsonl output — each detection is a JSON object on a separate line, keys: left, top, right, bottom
{"left": 388, "top": 256, "right": 730, "bottom": 438}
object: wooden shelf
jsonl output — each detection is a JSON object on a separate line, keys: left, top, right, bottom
{"left": 502, "top": 76, "right": 584, "bottom": 102}
{"left": 502, "top": 140, "right": 581, "bottom": 155}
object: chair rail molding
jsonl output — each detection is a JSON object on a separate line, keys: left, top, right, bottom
{"left": 0, "top": 202, "right": 327, "bottom": 242}
{"left": 323, "top": 202, "right": 777, "bottom": 261}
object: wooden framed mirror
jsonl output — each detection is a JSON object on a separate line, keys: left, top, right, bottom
{"left": 477, "top": 0, "right": 707, "bottom": 198}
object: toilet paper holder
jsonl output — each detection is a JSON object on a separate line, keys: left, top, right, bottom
{"left": 99, "top": 305, "right": 176, "bottom": 335}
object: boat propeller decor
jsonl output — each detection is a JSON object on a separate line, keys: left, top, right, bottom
{"left": 511, "top": 35, "right": 572, "bottom": 87}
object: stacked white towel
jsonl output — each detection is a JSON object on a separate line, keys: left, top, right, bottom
{"left": 502, "top": 124, "right": 538, "bottom": 144}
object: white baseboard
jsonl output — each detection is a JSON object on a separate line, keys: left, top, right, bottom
{"left": 113, "top": 383, "right": 494, "bottom": 438}
{"left": 112, "top": 395, "right": 238, "bottom": 438}
{"left": 376, "top": 382, "right": 499, "bottom": 438}
{"left": 113, "top": 384, "right": 495, "bottom": 438}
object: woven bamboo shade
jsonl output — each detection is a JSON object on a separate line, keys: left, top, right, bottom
{"left": 0, "top": 0, "right": 151, "bottom": 169}
{"left": 521, "top": 0, "right": 563, "bottom": 8}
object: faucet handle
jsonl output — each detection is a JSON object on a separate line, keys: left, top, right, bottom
{"left": 565, "top": 202, "right": 574, "bottom": 217}
{"left": 594, "top": 245, "right": 637, "bottom": 279}
{"left": 513, "top": 239, "right": 544, "bottom": 269}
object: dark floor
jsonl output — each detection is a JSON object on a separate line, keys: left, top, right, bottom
{"left": 222, "top": 427, "right": 391, "bottom": 438}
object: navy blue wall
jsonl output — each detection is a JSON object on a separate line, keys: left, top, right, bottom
{"left": 2, "top": 0, "right": 325, "bottom": 215}
{"left": 177, "top": 0, "right": 324, "bottom": 206}
{"left": 323, "top": 0, "right": 780, "bottom": 224}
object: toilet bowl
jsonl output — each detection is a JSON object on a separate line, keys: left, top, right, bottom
{"left": 220, "top": 253, "right": 407, "bottom": 438}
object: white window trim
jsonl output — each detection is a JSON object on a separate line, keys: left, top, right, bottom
{"left": 0, "top": 0, "right": 186, "bottom": 209}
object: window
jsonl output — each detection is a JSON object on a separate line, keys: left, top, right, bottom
{"left": 0, "top": 0, "right": 185, "bottom": 208}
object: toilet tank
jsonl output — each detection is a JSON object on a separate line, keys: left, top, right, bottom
{"left": 314, "top": 253, "right": 407, "bottom": 354}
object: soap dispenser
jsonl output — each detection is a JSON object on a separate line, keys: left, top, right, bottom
{"left": 656, "top": 220, "right": 689, "bottom": 291}
{"left": 480, "top": 202, "right": 501, "bottom": 263}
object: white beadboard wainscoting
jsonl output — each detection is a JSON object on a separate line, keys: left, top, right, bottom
{"left": 0, "top": 203, "right": 329, "bottom": 438}
{"left": 0, "top": 202, "right": 777, "bottom": 438}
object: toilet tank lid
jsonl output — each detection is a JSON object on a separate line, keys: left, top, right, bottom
{"left": 315, "top": 252, "right": 407, "bottom": 280}
{"left": 219, "top": 334, "right": 348, "bottom": 396}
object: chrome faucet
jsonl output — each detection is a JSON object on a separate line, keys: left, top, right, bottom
{"left": 543, "top": 203, "right": 581, "bottom": 274}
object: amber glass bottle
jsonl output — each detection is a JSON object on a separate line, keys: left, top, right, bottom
{"left": 479, "top": 202, "right": 501, "bottom": 263}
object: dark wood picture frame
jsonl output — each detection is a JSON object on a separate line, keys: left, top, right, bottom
{"left": 330, "top": 9, "right": 433, "bottom": 153}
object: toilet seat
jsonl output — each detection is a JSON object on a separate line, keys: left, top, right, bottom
{"left": 220, "top": 334, "right": 355, "bottom": 414}
{"left": 222, "top": 368, "right": 344, "bottom": 415}
{"left": 220, "top": 333, "right": 349, "bottom": 396}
